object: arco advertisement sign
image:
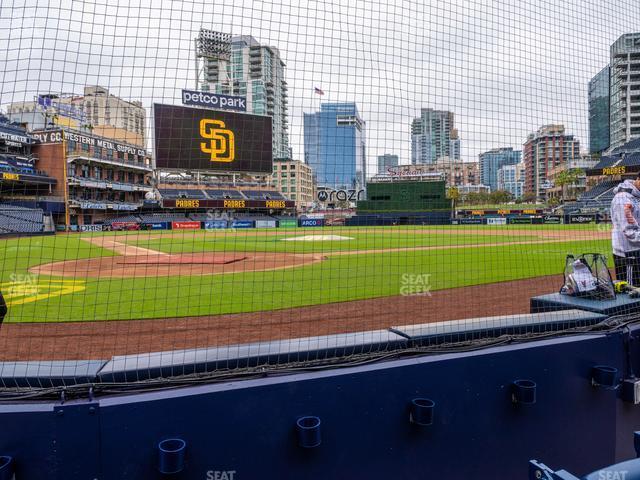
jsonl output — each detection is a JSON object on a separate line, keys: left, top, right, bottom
{"left": 299, "top": 218, "right": 325, "bottom": 227}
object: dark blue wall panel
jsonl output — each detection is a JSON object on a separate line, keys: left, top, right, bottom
{"left": 0, "top": 332, "right": 636, "bottom": 479}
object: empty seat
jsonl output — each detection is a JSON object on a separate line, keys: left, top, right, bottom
{"left": 241, "top": 190, "right": 288, "bottom": 200}
{"left": 205, "top": 189, "right": 245, "bottom": 199}
{"left": 0, "top": 206, "right": 44, "bottom": 234}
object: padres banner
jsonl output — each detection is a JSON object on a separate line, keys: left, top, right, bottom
{"left": 153, "top": 103, "right": 273, "bottom": 173}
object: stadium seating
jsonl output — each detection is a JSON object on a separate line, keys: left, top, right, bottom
{"left": 188, "top": 213, "right": 213, "bottom": 221}
{"left": 204, "top": 189, "right": 245, "bottom": 199}
{"left": 158, "top": 189, "right": 208, "bottom": 199}
{"left": 104, "top": 215, "right": 141, "bottom": 225}
{"left": 580, "top": 179, "right": 618, "bottom": 200}
{"left": 562, "top": 179, "right": 619, "bottom": 215}
{"left": 611, "top": 137, "right": 640, "bottom": 154}
{"left": 138, "top": 213, "right": 190, "bottom": 223}
{"left": 0, "top": 204, "right": 44, "bottom": 234}
{"left": 232, "top": 213, "right": 276, "bottom": 221}
{"left": 592, "top": 155, "right": 621, "bottom": 169}
{"left": 241, "top": 190, "right": 287, "bottom": 200}
{"left": 0, "top": 203, "right": 34, "bottom": 210}
{"left": 620, "top": 152, "right": 640, "bottom": 166}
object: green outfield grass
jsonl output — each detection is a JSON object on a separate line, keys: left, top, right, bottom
{"left": 0, "top": 226, "right": 611, "bottom": 323}
{"left": 125, "top": 230, "right": 541, "bottom": 254}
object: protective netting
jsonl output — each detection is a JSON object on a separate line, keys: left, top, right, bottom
{"left": 0, "top": 0, "right": 639, "bottom": 391}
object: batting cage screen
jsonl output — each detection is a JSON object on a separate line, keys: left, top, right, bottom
{"left": 0, "top": 0, "right": 639, "bottom": 394}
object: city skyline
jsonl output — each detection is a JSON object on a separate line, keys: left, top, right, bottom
{"left": 0, "top": 0, "right": 637, "bottom": 171}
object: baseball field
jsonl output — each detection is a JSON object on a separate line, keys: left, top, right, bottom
{"left": 0, "top": 224, "right": 612, "bottom": 360}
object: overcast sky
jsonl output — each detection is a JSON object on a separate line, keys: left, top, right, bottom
{"left": 1, "top": 0, "right": 640, "bottom": 172}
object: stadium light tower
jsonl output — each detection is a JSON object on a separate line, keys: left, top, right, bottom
{"left": 194, "top": 28, "right": 232, "bottom": 92}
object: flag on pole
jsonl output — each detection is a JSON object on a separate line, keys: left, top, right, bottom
{"left": 314, "top": 86, "right": 325, "bottom": 96}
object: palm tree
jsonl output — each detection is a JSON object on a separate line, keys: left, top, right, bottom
{"left": 554, "top": 169, "right": 583, "bottom": 203}
{"left": 446, "top": 186, "right": 460, "bottom": 216}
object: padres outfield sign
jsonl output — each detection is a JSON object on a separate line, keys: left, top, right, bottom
{"left": 153, "top": 103, "right": 272, "bottom": 173}
{"left": 164, "top": 198, "right": 294, "bottom": 209}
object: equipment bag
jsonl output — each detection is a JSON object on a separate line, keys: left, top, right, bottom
{"left": 560, "top": 253, "right": 615, "bottom": 300}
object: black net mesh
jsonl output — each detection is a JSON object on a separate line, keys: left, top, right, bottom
{"left": 0, "top": 0, "right": 638, "bottom": 393}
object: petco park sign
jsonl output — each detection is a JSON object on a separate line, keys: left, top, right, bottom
{"left": 182, "top": 89, "right": 247, "bottom": 112}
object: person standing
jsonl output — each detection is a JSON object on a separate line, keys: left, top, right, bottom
{"left": 611, "top": 175, "right": 640, "bottom": 285}
{"left": 0, "top": 291, "right": 6, "bottom": 325}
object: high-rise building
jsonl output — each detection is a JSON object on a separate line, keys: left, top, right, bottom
{"left": 303, "top": 103, "right": 366, "bottom": 191}
{"left": 522, "top": 125, "right": 580, "bottom": 200}
{"left": 478, "top": 147, "right": 521, "bottom": 192}
{"left": 196, "top": 30, "right": 290, "bottom": 159}
{"left": 377, "top": 154, "right": 398, "bottom": 175}
{"left": 270, "top": 159, "right": 315, "bottom": 211}
{"left": 410, "top": 108, "right": 460, "bottom": 164}
{"left": 610, "top": 33, "right": 640, "bottom": 150}
{"left": 588, "top": 66, "right": 610, "bottom": 154}
{"left": 7, "top": 86, "right": 146, "bottom": 147}
{"left": 497, "top": 162, "right": 525, "bottom": 199}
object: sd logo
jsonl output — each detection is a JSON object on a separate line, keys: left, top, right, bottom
{"left": 200, "top": 119, "right": 235, "bottom": 163}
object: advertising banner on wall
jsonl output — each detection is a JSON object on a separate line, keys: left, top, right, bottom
{"left": 111, "top": 222, "right": 140, "bottom": 231}
{"left": 486, "top": 217, "right": 507, "bottom": 225}
{"left": 0, "top": 127, "right": 32, "bottom": 146}
{"left": 153, "top": 103, "right": 273, "bottom": 173}
{"left": 278, "top": 219, "right": 298, "bottom": 228}
{"left": 507, "top": 217, "right": 532, "bottom": 224}
{"left": 299, "top": 218, "right": 325, "bottom": 227}
{"left": 204, "top": 220, "right": 228, "bottom": 229}
{"left": 458, "top": 218, "right": 485, "bottom": 225}
{"left": 141, "top": 222, "right": 169, "bottom": 230}
{"left": 255, "top": 220, "right": 277, "bottom": 228}
{"left": 231, "top": 220, "right": 255, "bottom": 229}
{"left": 31, "top": 129, "right": 147, "bottom": 157}
{"left": 79, "top": 224, "right": 103, "bottom": 232}
{"left": 543, "top": 215, "right": 562, "bottom": 224}
{"left": 569, "top": 214, "right": 596, "bottom": 224}
{"left": 172, "top": 221, "right": 201, "bottom": 230}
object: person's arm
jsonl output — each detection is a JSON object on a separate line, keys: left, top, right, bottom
{"left": 619, "top": 196, "right": 640, "bottom": 244}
